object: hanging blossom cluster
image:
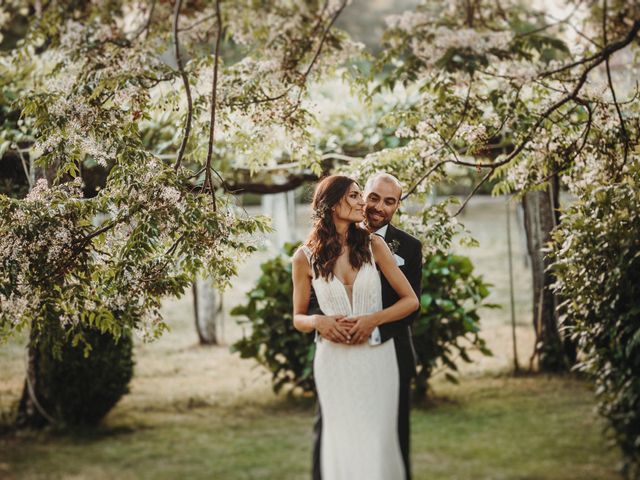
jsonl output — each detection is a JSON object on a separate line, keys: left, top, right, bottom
{"left": 0, "top": 178, "right": 87, "bottom": 337}
{"left": 0, "top": 156, "right": 269, "bottom": 344}
{"left": 385, "top": 11, "right": 431, "bottom": 34}
{"left": 409, "top": 27, "right": 512, "bottom": 66}
{"left": 457, "top": 123, "right": 487, "bottom": 146}
{"left": 1, "top": 0, "right": 367, "bottom": 346}
{"left": 31, "top": 95, "right": 113, "bottom": 167}
{"left": 395, "top": 202, "right": 474, "bottom": 257}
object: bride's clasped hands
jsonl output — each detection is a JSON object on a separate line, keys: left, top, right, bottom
{"left": 313, "top": 314, "right": 377, "bottom": 344}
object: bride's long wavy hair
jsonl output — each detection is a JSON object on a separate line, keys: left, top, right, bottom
{"left": 307, "top": 175, "right": 371, "bottom": 280}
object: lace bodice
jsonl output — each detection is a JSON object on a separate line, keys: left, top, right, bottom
{"left": 300, "top": 245, "right": 383, "bottom": 318}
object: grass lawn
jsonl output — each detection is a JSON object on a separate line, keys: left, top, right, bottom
{"left": 0, "top": 374, "right": 619, "bottom": 480}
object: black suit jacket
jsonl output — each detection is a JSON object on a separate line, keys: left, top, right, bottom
{"left": 306, "top": 223, "right": 423, "bottom": 377}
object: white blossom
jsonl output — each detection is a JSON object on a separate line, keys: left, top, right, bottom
{"left": 159, "top": 186, "right": 181, "bottom": 205}
{"left": 25, "top": 178, "right": 49, "bottom": 202}
{"left": 385, "top": 11, "right": 431, "bottom": 31}
{"left": 410, "top": 27, "right": 512, "bottom": 66}
{"left": 0, "top": 293, "right": 30, "bottom": 326}
{"left": 59, "top": 20, "right": 85, "bottom": 51}
{"left": 458, "top": 123, "right": 487, "bottom": 145}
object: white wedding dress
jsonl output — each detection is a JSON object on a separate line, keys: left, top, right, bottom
{"left": 301, "top": 246, "right": 405, "bottom": 480}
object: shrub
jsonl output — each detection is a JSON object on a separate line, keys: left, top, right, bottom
{"left": 551, "top": 174, "right": 640, "bottom": 478}
{"left": 413, "top": 253, "right": 495, "bottom": 397}
{"left": 232, "top": 243, "right": 494, "bottom": 397}
{"left": 231, "top": 242, "right": 316, "bottom": 395}
{"left": 22, "top": 325, "right": 134, "bottom": 426}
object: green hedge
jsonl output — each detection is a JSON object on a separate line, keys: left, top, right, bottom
{"left": 231, "top": 243, "right": 315, "bottom": 394}
{"left": 28, "top": 326, "right": 134, "bottom": 426}
{"left": 552, "top": 173, "right": 640, "bottom": 478}
{"left": 232, "top": 242, "right": 494, "bottom": 398}
{"left": 413, "top": 253, "right": 496, "bottom": 396}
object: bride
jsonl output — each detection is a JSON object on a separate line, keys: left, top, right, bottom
{"left": 292, "top": 175, "right": 419, "bottom": 480}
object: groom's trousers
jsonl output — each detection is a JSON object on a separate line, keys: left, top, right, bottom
{"left": 312, "top": 328, "right": 416, "bottom": 480}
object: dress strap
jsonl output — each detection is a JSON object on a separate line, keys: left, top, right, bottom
{"left": 300, "top": 245, "right": 316, "bottom": 280}
{"left": 300, "top": 245, "right": 313, "bottom": 263}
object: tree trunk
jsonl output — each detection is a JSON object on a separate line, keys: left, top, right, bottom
{"left": 522, "top": 180, "right": 568, "bottom": 372}
{"left": 16, "top": 328, "right": 53, "bottom": 428}
{"left": 193, "top": 277, "right": 221, "bottom": 345}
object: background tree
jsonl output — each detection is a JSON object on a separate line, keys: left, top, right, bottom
{"left": 362, "top": 0, "right": 639, "bottom": 373}
{"left": 0, "top": 0, "right": 358, "bottom": 426}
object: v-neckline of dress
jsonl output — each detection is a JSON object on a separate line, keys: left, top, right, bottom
{"left": 333, "top": 265, "right": 366, "bottom": 312}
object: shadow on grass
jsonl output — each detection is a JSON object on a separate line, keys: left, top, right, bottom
{"left": 0, "top": 373, "right": 619, "bottom": 480}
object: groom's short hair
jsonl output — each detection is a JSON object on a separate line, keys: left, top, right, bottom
{"left": 364, "top": 172, "right": 403, "bottom": 200}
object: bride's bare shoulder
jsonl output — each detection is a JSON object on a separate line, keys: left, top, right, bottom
{"left": 292, "top": 245, "right": 312, "bottom": 269}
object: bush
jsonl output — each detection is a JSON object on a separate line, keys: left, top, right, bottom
{"left": 231, "top": 242, "right": 316, "bottom": 395}
{"left": 552, "top": 174, "right": 640, "bottom": 478}
{"left": 232, "top": 243, "right": 494, "bottom": 397}
{"left": 413, "top": 253, "right": 496, "bottom": 397}
{"left": 24, "top": 325, "right": 134, "bottom": 426}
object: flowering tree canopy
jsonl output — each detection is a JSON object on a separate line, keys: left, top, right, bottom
{"left": 1, "top": 0, "right": 638, "bottom": 358}
{"left": 360, "top": 0, "right": 639, "bottom": 210}
{"left": 2, "top": 1, "right": 640, "bottom": 462}
{"left": 0, "top": 0, "right": 361, "bottom": 346}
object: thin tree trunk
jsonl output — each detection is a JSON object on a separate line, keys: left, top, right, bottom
{"left": 506, "top": 199, "right": 519, "bottom": 373}
{"left": 193, "top": 277, "right": 221, "bottom": 345}
{"left": 16, "top": 328, "right": 50, "bottom": 428}
{"left": 522, "top": 181, "right": 567, "bottom": 372}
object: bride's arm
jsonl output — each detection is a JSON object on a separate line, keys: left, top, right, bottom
{"left": 348, "top": 235, "right": 419, "bottom": 343}
{"left": 292, "top": 249, "right": 317, "bottom": 333}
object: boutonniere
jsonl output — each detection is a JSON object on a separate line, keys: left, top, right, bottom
{"left": 388, "top": 239, "right": 400, "bottom": 255}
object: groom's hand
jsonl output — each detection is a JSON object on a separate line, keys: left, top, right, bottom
{"left": 347, "top": 315, "right": 377, "bottom": 344}
{"left": 315, "top": 315, "right": 351, "bottom": 343}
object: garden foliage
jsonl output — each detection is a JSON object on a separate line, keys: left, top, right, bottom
{"left": 20, "top": 324, "right": 134, "bottom": 426}
{"left": 552, "top": 166, "right": 640, "bottom": 478}
{"left": 231, "top": 243, "right": 315, "bottom": 395}
{"left": 414, "top": 253, "right": 496, "bottom": 396}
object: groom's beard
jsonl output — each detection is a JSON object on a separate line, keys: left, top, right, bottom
{"left": 364, "top": 208, "right": 391, "bottom": 231}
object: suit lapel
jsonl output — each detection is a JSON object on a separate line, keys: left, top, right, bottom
{"left": 380, "top": 224, "right": 396, "bottom": 298}
{"left": 383, "top": 223, "right": 397, "bottom": 244}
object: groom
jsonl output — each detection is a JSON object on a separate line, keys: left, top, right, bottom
{"left": 310, "top": 172, "right": 423, "bottom": 480}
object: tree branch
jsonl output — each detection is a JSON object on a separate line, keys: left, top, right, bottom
{"left": 545, "top": 11, "right": 602, "bottom": 48}
{"left": 184, "top": 172, "right": 318, "bottom": 195}
{"left": 402, "top": 76, "right": 473, "bottom": 199}
{"left": 540, "top": 19, "right": 640, "bottom": 78}
{"left": 453, "top": 167, "right": 495, "bottom": 217}
{"left": 602, "top": 2, "right": 630, "bottom": 180}
{"left": 228, "top": 173, "right": 318, "bottom": 194}
{"left": 172, "top": 0, "right": 194, "bottom": 173}
{"left": 131, "top": 0, "right": 156, "bottom": 41}
{"left": 223, "top": 2, "right": 347, "bottom": 112}
{"left": 301, "top": 0, "right": 348, "bottom": 80}
{"left": 178, "top": 13, "right": 216, "bottom": 33}
{"left": 513, "top": 1, "right": 583, "bottom": 40}
{"left": 203, "top": 0, "right": 224, "bottom": 209}
{"left": 401, "top": 160, "right": 450, "bottom": 200}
